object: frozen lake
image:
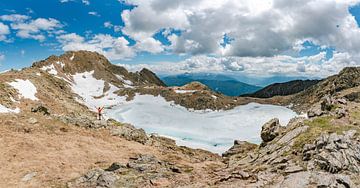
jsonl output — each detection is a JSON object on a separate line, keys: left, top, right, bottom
{"left": 107, "top": 95, "right": 297, "bottom": 154}
{"left": 71, "top": 72, "right": 297, "bottom": 154}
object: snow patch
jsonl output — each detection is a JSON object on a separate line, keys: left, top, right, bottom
{"left": 174, "top": 90, "right": 197, "bottom": 94}
{"left": 70, "top": 54, "right": 75, "bottom": 61}
{"left": 8, "top": 79, "right": 38, "bottom": 101}
{"left": 116, "top": 75, "right": 133, "bottom": 86}
{"left": 56, "top": 61, "right": 65, "bottom": 68}
{"left": 41, "top": 64, "right": 57, "bottom": 75}
{"left": 0, "top": 104, "right": 20, "bottom": 113}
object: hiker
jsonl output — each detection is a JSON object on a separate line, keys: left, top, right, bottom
{"left": 96, "top": 106, "right": 104, "bottom": 120}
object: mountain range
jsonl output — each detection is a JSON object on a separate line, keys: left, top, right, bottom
{"left": 0, "top": 51, "right": 359, "bottom": 187}
{"left": 161, "top": 73, "right": 262, "bottom": 96}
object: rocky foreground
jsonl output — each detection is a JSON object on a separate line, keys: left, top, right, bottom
{"left": 0, "top": 51, "right": 359, "bottom": 187}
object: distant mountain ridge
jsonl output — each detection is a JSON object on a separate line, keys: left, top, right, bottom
{"left": 243, "top": 79, "right": 321, "bottom": 98}
{"left": 161, "top": 73, "right": 262, "bottom": 96}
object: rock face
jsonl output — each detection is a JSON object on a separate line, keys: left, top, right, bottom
{"left": 139, "top": 68, "right": 166, "bottom": 87}
{"left": 260, "top": 118, "right": 282, "bottom": 142}
{"left": 303, "top": 131, "right": 360, "bottom": 173}
{"left": 244, "top": 79, "right": 321, "bottom": 98}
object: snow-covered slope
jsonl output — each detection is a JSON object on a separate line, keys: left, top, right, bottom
{"left": 70, "top": 71, "right": 297, "bottom": 153}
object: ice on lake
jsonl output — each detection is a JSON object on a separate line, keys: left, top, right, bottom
{"left": 107, "top": 95, "right": 297, "bottom": 154}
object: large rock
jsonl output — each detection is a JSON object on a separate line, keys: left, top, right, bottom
{"left": 109, "top": 122, "right": 148, "bottom": 144}
{"left": 31, "top": 105, "right": 50, "bottom": 115}
{"left": 261, "top": 118, "right": 282, "bottom": 142}
{"left": 222, "top": 140, "right": 257, "bottom": 158}
{"left": 69, "top": 168, "right": 118, "bottom": 188}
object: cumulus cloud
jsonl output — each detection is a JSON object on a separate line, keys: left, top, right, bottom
{"left": 9, "top": 17, "right": 63, "bottom": 41}
{"left": 122, "top": 0, "right": 360, "bottom": 58}
{"left": 57, "top": 33, "right": 136, "bottom": 60}
{"left": 0, "top": 14, "right": 30, "bottom": 22}
{"left": 0, "top": 22, "right": 10, "bottom": 41}
{"left": 118, "top": 52, "right": 357, "bottom": 78}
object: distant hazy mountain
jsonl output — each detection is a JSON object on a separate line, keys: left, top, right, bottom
{"left": 160, "top": 73, "right": 262, "bottom": 96}
{"left": 242, "top": 79, "right": 322, "bottom": 98}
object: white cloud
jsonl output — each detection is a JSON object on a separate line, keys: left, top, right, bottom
{"left": 121, "top": 0, "right": 360, "bottom": 57}
{"left": 88, "top": 12, "right": 100, "bottom": 17}
{"left": 0, "top": 14, "right": 30, "bottom": 22}
{"left": 0, "top": 22, "right": 10, "bottom": 41}
{"left": 57, "top": 33, "right": 136, "bottom": 60}
{"left": 82, "top": 0, "right": 90, "bottom": 5}
{"left": 10, "top": 17, "right": 63, "bottom": 41}
{"left": 104, "top": 21, "right": 113, "bottom": 28}
{"left": 119, "top": 51, "right": 357, "bottom": 78}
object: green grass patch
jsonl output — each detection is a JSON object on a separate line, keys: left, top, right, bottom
{"left": 292, "top": 116, "right": 358, "bottom": 151}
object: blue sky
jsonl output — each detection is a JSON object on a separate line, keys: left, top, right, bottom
{"left": 1, "top": 0, "right": 360, "bottom": 78}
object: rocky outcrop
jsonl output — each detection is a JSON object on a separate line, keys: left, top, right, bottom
{"left": 31, "top": 105, "right": 50, "bottom": 115}
{"left": 109, "top": 120, "right": 148, "bottom": 144}
{"left": 303, "top": 130, "right": 360, "bottom": 173}
{"left": 68, "top": 154, "right": 188, "bottom": 188}
{"left": 139, "top": 68, "right": 166, "bottom": 87}
{"left": 291, "top": 67, "right": 360, "bottom": 112}
{"left": 222, "top": 140, "right": 257, "bottom": 158}
{"left": 260, "top": 118, "right": 282, "bottom": 142}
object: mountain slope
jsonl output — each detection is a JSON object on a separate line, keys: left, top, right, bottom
{"left": 161, "top": 73, "right": 261, "bottom": 96}
{"left": 290, "top": 67, "right": 360, "bottom": 111}
{"left": 243, "top": 79, "right": 321, "bottom": 98}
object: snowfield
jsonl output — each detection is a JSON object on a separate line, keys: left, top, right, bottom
{"left": 71, "top": 71, "right": 126, "bottom": 109}
{"left": 8, "top": 79, "right": 38, "bottom": 101}
{"left": 71, "top": 72, "right": 298, "bottom": 154}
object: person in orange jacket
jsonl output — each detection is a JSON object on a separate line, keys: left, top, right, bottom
{"left": 96, "top": 106, "right": 104, "bottom": 120}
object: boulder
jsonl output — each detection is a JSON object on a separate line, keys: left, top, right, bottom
{"left": 110, "top": 123, "right": 148, "bottom": 144}
{"left": 260, "top": 118, "right": 281, "bottom": 142}
{"left": 27, "top": 117, "right": 38, "bottom": 124}
{"left": 222, "top": 140, "right": 257, "bottom": 158}
{"left": 69, "top": 168, "right": 118, "bottom": 188}
{"left": 31, "top": 105, "right": 50, "bottom": 115}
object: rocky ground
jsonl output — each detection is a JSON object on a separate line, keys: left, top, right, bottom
{"left": 0, "top": 51, "right": 359, "bottom": 187}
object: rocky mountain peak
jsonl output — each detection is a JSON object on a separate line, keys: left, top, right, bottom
{"left": 31, "top": 50, "right": 165, "bottom": 87}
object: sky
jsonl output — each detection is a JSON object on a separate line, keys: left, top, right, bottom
{"left": 1, "top": 0, "right": 360, "bottom": 78}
